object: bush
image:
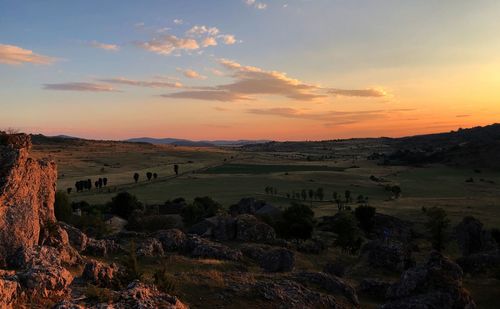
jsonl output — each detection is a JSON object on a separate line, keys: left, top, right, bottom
{"left": 126, "top": 215, "right": 177, "bottom": 232}
{"left": 108, "top": 192, "right": 142, "bottom": 219}
{"left": 153, "top": 261, "right": 177, "bottom": 293}
{"left": 331, "top": 212, "right": 363, "bottom": 254}
{"left": 71, "top": 212, "right": 109, "bottom": 238}
{"left": 54, "top": 191, "right": 72, "bottom": 222}
{"left": 425, "top": 207, "right": 450, "bottom": 252}
{"left": 354, "top": 205, "right": 376, "bottom": 233}
{"left": 273, "top": 203, "right": 315, "bottom": 240}
{"left": 181, "top": 196, "right": 222, "bottom": 227}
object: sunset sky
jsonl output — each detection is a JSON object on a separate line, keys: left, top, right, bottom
{"left": 1, "top": 0, "right": 500, "bottom": 140}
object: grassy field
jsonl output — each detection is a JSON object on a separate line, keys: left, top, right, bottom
{"left": 33, "top": 139, "right": 500, "bottom": 227}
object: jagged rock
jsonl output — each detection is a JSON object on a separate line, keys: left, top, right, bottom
{"left": 260, "top": 248, "right": 294, "bottom": 272}
{"left": 83, "top": 238, "right": 124, "bottom": 257}
{"left": 382, "top": 251, "right": 476, "bottom": 308}
{"left": 186, "top": 235, "right": 242, "bottom": 261}
{"left": 18, "top": 262, "right": 73, "bottom": 300}
{"left": 113, "top": 280, "right": 188, "bottom": 309}
{"left": 456, "top": 250, "right": 500, "bottom": 273}
{"left": 82, "top": 259, "right": 121, "bottom": 288}
{"left": 136, "top": 238, "right": 165, "bottom": 257}
{"left": 254, "top": 279, "right": 342, "bottom": 308}
{"left": 0, "top": 133, "right": 57, "bottom": 266}
{"left": 0, "top": 272, "right": 19, "bottom": 308}
{"left": 189, "top": 214, "right": 276, "bottom": 243}
{"left": 154, "top": 229, "right": 187, "bottom": 251}
{"left": 292, "top": 272, "right": 359, "bottom": 307}
{"left": 357, "top": 278, "right": 391, "bottom": 299}
{"left": 59, "top": 222, "right": 88, "bottom": 252}
{"left": 235, "top": 214, "right": 276, "bottom": 242}
{"left": 454, "top": 216, "right": 497, "bottom": 256}
{"left": 361, "top": 240, "right": 414, "bottom": 272}
{"left": 38, "top": 224, "right": 82, "bottom": 266}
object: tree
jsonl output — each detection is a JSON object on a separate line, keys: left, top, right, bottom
{"left": 316, "top": 187, "right": 324, "bottom": 201}
{"left": 425, "top": 207, "right": 450, "bottom": 252}
{"left": 308, "top": 189, "right": 314, "bottom": 201}
{"left": 87, "top": 179, "right": 92, "bottom": 191}
{"left": 108, "top": 192, "right": 143, "bottom": 219}
{"left": 122, "top": 241, "right": 142, "bottom": 282}
{"left": 94, "top": 181, "right": 99, "bottom": 189}
{"left": 181, "top": 196, "right": 222, "bottom": 227}
{"left": 67, "top": 188, "right": 72, "bottom": 195}
{"left": 331, "top": 212, "right": 363, "bottom": 254}
{"left": 301, "top": 189, "right": 307, "bottom": 201}
{"left": 147, "top": 172, "right": 153, "bottom": 181}
{"left": 174, "top": 164, "right": 179, "bottom": 176}
{"left": 98, "top": 178, "right": 103, "bottom": 188}
{"left": 103, "top": 177, "right": 108, "bottom": 186}
{"left": 275, "top": 203, "right": 315, "bottom": 239}
{"left": 355, "top": 205, "right": 376, "bottom": 233}
{"left": 54, "top": 191, "right": 72, "bottom": 222}
{"left": 133, "top": 173, "right": 139, "bottom": 183}
{"left": 153, "top": 173, "right": 158, "bottom": 180}
{"left": 344, "top": 190, "right": 351, "bottom": 203}
{"left": 392, "top": 185, "right": 402, "bottom": 199}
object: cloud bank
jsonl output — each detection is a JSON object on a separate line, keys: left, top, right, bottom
{"left": 43, "top": 82, "right": 116, "bottom": 92}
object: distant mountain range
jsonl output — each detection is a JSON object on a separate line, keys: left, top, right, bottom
{"left": 125, "top": 137, "right": 271, "bottom": 147}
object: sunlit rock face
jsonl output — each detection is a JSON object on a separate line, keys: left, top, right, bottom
{"left": 0, "top": 132, "right": 57, "bottom": 266}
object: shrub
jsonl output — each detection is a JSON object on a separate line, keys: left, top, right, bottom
{"left": 272, "top": 203, "right": 315, "bottom": 240}
{"left": 181, "top": 196, "right": 222, "bottom": 227}
{"left": 354, "top": 205, "right": 376, "bottom": 233}
{"left": 153, "top": 261, "right": 177, "bottom": 293}
{"left": 108, "top": 192, "right": 142, "bottom": 219}
{"left": 126, "top": 215, "right": 177, "bottom": 232}
{"left": 54, "top": 191, "right": 72, "bottom": 222}
{"left": 425, "top": 207, "right": 450, "bottom": 252}
{"left": 331, "top": 212, "right": 363, "bottom": 254}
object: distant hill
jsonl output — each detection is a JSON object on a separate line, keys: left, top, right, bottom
{"left": 125, "top": 137, "right": 270, "bottom": 147}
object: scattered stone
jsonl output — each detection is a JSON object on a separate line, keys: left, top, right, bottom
{"left": 82, "top": 259, "right": 121, "bottom": 288}
{"left": 136, "top": 238, "right": 165, "bottom": 257}
{"left": 260, "top": 248, "right": 294, "bottom": 272}
{"left": 235, "top": 214, "right": 275, "bottom": 242}
{"left": 113, "top": 280, "right": 188, "bottom": 309}
{"left": 382, "top": 251, "right": 476, "bottom": 308}
{"left": 83, "top": 238, "right": 124, "bottom": 257}
{"left": 18, "top": 262, "right": 73, "bottom": 300}
{"left": 154, "top": 229, "right": 188, "bottom": 252}
{"left": 186, "top": 235, "right": 242, "bottom": 261}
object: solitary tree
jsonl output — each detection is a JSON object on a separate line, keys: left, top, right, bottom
{"left": 174, "top": 164, "right": 179, "bottom": 176}
{"left": 108, "top": 192, "right": 143, "bottom": 219}
{"left": 133, "top": 173, "right": 139, "bottom": 183}
{"left": 308, "top": 189, "right": 314, "bottom": 201}
{"left": 103, "top": 177, "right": 108, "bottom": 186}
{"left": 153, "top": 173, "right": 158, "bottom": 180}
{"left": 316, "top": 187, "right": 324, "bottom": 201}
{"left": 345, "top": 190, "right": 351, "bottom": 203}
{"left": 425, "top": 207, "right": 450, "bottom": 252}
{"left": 147, "top": 172, "right": 153, "bottom": 181}
{"left": 67, "top": 188, "right": 72, "bottom": 195}
{"left": 98, "top": 178, "right": 103, "bottom": 188}
{"left": 301, "top": 189, "right": 307, "bottom": 201}
{"left": 392, "top": 185, "right": 402, "bottom": 199}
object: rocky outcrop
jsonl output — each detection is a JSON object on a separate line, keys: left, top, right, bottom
{"left": 186, "top": 235, "right": 242, "bottom": 261}
{"left": 260, "top": 248, "right": 295, "bottom": 272}
{"left": 136, "top": 238, "right": 165, "bottom": 257}
{"left": 291, "top": 272, "right": 359, "bottom": 307}
{"left": 0, "top": 133, "right": 57, "bottom": 266}
{"left": 155, "top": 229, "right": 187, "bottom": 251}
{"left": 83, "top": 238, "right": 125, "bottom": 257}
{"left": 454, "top": 216, "right": 497, "bottom": 256}
{"left": 113, "top": 280, "right": 188, "bottom": 309}
{"left": 82, "top": 259, "right": 122, "bottom": 288}
{"left": 382, "top": 251, "right": 476, "bottom": 308}
{"left": 235, "top": 214, "right": 276, "bottom": 242}
{"left": 361, "top": 240, "right": 414, "bottom": 272}
{"left": 59, "top": 222, "right": 89, "bottom": 252}
{"left": 0, "top": 270, "right": 19, "bottom": 308}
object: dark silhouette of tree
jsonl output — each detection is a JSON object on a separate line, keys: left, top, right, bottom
{"left": 174, "top": 164, "right": 179, "bottom": 176}
{"left": 344, "top": 190, "right": 351, "bottom": 203}
{"left": 181, "top": 196, "right": 222, "bottom": 227}
{"left": 98, "top": 178, "right": 103, "bottom": 188}
{"left": 54, "top": 191, "right": 72, "bottom": 222}
{"left": 308, "top": 189, "right": 314, "bottom": 201}
{"left": 87, "top": 179, "right": 92, "bottom": 191}
{"left": 133, "top": 173, "right": 139, "bottom": 183}
{"left": 67, "top": 188, "right": 72, "bottom": 195}
{"left": 331, "top": 211, "right": 362, "bottom": 254}
{"left": 123, "top": 241, "right": 142, "bottom": 282}
{"left": 274, "top": 203, "right": 315, "bottom": 239}
{"left": 391, "top": 185, "right": 402, "bottom": 199}
{"left": 108, "top": 192, "right": 143, "bottom": 219}
{"left": 153, "top": 173, "right": 158, "bottom": 180}
{"left": 301, "top": 189, "right": 307, "bottom": 201}
{"left": 316, "top": 187, "right": 324, "bottom": 201}
{"left": 94, "top": 181, "right": 99, "bottom": 189}
{"left": 103, "top": 177, "right": 108, "bottom": 186}
{"left": 355, "top": 205, "right": 376, "bottom": 233}
{"left": 147, "top": 172, "right": 153, "bottom": 181}
{"left": 425, "top": 207, "right": 450, "bottom": 252}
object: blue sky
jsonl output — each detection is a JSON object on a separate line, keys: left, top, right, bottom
{"left": 1, "top": 0, "right": 500, "bottom": 140}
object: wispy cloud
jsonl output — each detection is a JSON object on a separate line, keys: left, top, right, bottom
{"left": 90, "top": 41, "right": 119, "bottom": 51}
{"left": 328, "top": 88, "right": 387, "bottom": 97}
{"left": 247, "top": 107, "right": 389, "bottom": 126}
{"left": 245, "top": 0, "right": 267, "bottom": 10}
{"left": 178, "top": 69, "right": 207, "bottom": 80}
{"left": 0, "top": 44, "right": 55, "bottom": 65}
{"left": 162, "top": 90, "right": 251, "bottom": 102}
{"left": 173, "top": 19, "right": 183, "bottom": 25}
{"left": 99, "top": 77, "right": 183, "bottom": 88}
{"left": 43, "top": 82, "right": 116, "bottom": 92}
